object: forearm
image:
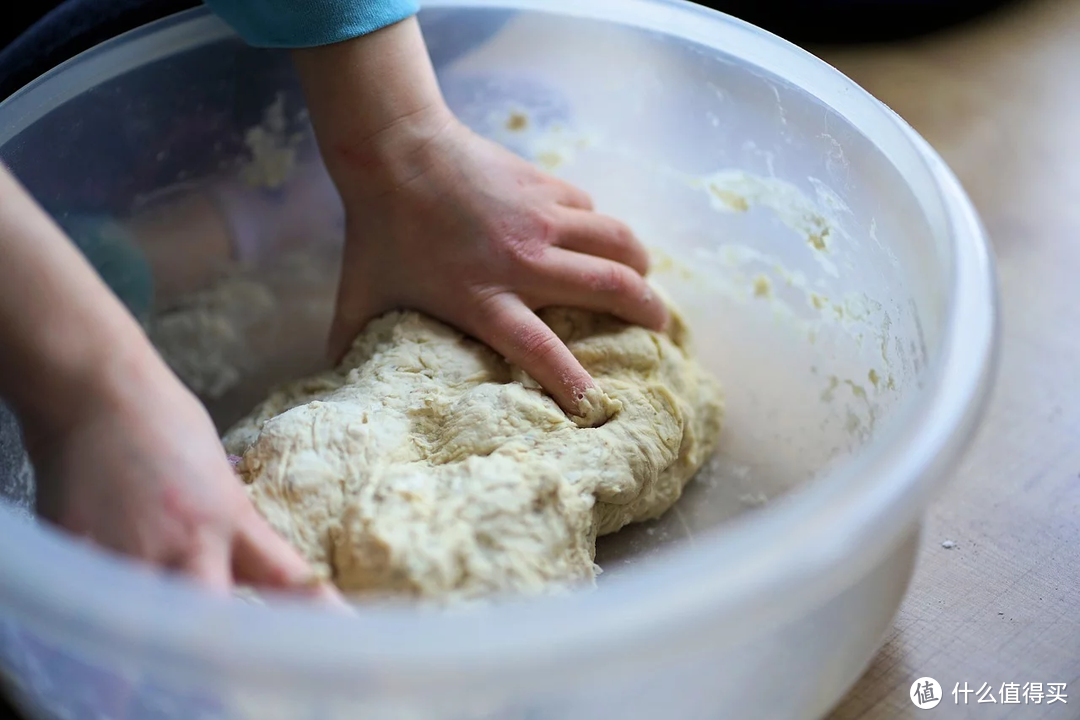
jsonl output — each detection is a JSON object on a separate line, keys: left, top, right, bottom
{"left": 0, "top": 166, "right": 157, "bottom": 431}
{"left": 291, "top": 16, "right": 452, "bottom": 201}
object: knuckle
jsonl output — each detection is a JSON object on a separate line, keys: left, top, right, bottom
{"left": 637, "top": 249, "right": 652, "bottom": 274}
{"left": 516, "top": 326, "right": 563, "bottom": 366}
{"left": 470, "top": 285, "right": 509, "bottom": 317}
{"left": 609, "top": 221, "right": 636, "bottom": 247}
{"left": 508, "top": 243, "right": 544, "bottom": 271}
{"left": 467, "top": 289, "right": 525, "bottom": 340}
{"left": 591, "top": 264, "right": 634, "bottom": 295}
{"left": 491, "top": 212, "right": 557, "bottom": 267}
{"left": 567, "top": 185, "right": 593, "bottom": 208}
{"left": 528, "top": 211, "right": 560, "bottom": 249}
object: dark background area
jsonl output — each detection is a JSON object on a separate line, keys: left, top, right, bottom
{"left": 0, "top": 0, "right": 1021, "bottom": 101}
{"left": 0, "top": 0, "right": 1022, "bottom": 718}
{"left": 0, "top": 691, "right": 20, "bottom": 720}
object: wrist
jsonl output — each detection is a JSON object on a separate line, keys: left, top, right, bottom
{"left": 326, "top": 104, "right": 458, "bottom": 203}
{"left": 291, "top": 16, "right": 455, "bottom": 201}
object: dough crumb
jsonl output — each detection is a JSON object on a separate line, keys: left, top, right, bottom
{"left": 739, "top": 492, "right": 769, "bottom": 508}
{"left": 941, "top": 539, "right": 958, "bottom": 549}
{"left": 572, "top": 385, "right": 621, "bottom": 428}
{"left": 506, "top": 111, "right": 529, "bottom": 131}
{"left": 240, "top": 93, "right": 302, "bottom": 190}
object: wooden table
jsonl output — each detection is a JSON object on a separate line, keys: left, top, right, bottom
{"left": 819, "top": 1, "right": 1080, "bottom": 717}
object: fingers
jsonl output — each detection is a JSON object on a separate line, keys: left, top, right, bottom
{"left": 232, "top": 503, "right": 348, "bottom": 608}
{"left": 468, "top": 294, "right": 595, "bottom": 416}
{"left": 553, "top": 209, "right": 650, "bottom": 275}
{"left": 548, "top": 178, "right": 594, "bottom": 211}
{"left": 177, "top": 534, "right": 232, "bottom": 594}
{"left": 532, "top": 249, "right": 669, "bottom": 331}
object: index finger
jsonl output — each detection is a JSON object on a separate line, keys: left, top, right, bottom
{"left": 467, "top": 293, "right": 603, "bottom": 424}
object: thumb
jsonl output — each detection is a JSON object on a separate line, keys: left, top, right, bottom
{"left": 232, "top": 503, "right": 348, "bottom": 609}
{"left": 328, "top": 240, "right": 382, "bottom": 364}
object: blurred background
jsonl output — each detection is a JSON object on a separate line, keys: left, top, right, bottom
{"left": 0, "top": 0, "right": 1022, "bottom": 101}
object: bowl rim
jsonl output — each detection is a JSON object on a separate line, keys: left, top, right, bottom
{"left": 0, "top": 0, "right": 999, "bottom": 688}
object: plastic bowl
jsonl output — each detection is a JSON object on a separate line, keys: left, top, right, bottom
{"left": 0, "top": 2, "right": 998, "bottom": 719}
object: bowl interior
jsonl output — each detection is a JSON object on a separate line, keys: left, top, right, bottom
{"left": 0, "top": 6, "right": 946, "bottom": 576}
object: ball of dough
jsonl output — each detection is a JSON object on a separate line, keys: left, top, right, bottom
{"left": 225, "top": 304, "right": 723, "bottom": 601}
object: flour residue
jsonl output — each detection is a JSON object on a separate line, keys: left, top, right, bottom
{"left": 240, "top": 93, "right": 306, "bottom": 190}
{"left": 698, "top": 170, "right": 842, "bottom": 277}
{"left": 644, "top": 165, "right": 904, "bottom": 448}
{"left": 499, "top": 111, "right": 911, "bottom": 450}
{"left": 485, "top": 107, "right": 596, "bottom": 174}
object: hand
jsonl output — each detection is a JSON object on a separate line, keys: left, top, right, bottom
{"left": 333, "top": 118, "right": 667, "bottom": 413}
{"left": 294, "top": 19, "right": 668, "bottom": 416}
{"left": 0, "top": 164, "right": 339, "bottom": 601}
{"left": 27, "top": 352, "right": 342, "bottom": 601}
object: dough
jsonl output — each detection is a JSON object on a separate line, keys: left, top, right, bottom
{"left": 224, "top": 304, "right": 724, "bottom": 601}
{"left": 147, "top": 253, "right": 338, "bottom": 402}
{"left": 148, "top": 276, "right": 276, "bottom": 399}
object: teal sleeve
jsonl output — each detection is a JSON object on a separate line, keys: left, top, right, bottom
{"left": 203, "top": 0, "right": 420, "bottom": 48}
{"left": 61, "top": 216, "right": 154, "bottom": 322}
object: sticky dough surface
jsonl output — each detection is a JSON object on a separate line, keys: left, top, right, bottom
{"left": 225, "top": 305, "right": 724, "bottom": 601}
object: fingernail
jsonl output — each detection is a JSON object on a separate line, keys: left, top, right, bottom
{"left": 317, "top": 584, "right": 355, "bottom": 614}
{"left": 570, "top": 383, "right": 594, "bottom": 413}
{"left": 300, "top": 567, "right": 332, "bottom": 587}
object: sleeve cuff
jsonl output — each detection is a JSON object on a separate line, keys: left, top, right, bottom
{"left": 204, "top": 0, "right": 421, "bottom": 48}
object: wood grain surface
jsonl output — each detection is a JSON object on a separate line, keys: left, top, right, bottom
{"left": 820, "top": 0, "right": 1080, "bottom": 717}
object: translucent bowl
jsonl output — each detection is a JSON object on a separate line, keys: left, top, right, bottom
{"left": 0, "top": 2, "right": 998, "bottom": 719}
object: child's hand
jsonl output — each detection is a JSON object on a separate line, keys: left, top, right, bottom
{"left": 27, "top": 356, "right": 340, "bottom": 601}
{"left": 294, "top": 18, "right": 668, "bottom": 416}
{"left": 0, "top": 164, "right": 339, "bottom": 600}
{"left": 329, "top": 118, "right": 668, "bottom": 414}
